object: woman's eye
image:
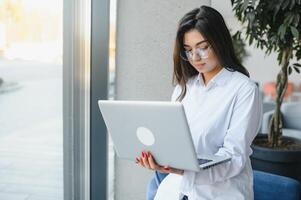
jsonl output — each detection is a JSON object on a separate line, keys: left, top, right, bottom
{"left": 198, "top": 46, "right": 208, "bottom": 50}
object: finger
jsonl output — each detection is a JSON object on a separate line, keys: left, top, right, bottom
{"left": 141, "top": 151, "right": 151, "bottom": 169}
{"left": 137, "top": 157, "right": 145, "bottom": 167}
{"left": 147, "top": 152, "right": 159, "bottom": 170}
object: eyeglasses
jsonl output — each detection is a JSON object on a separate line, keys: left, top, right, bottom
{"left": 180, "top": 45, "right": 211, "bottom": 61}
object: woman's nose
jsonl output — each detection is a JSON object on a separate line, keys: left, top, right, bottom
{"left": 192, "top": 52, "right": 201, "bottom": 61}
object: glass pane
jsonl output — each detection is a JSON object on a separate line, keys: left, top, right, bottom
{"left": 0, "top": 1, "right": 63, "bottom": 200}
{"left": 108, "top": 0, "right": 116, "bottom": 199}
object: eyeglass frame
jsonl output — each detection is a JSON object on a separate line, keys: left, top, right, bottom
{"left": 180, "top": 41, "right": 211, "bottom": 61}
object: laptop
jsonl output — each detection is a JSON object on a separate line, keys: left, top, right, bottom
{"left": 98, "top": 100, "right": 231, "bottom": 171}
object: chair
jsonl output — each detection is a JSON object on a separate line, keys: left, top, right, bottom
{"left": 146, "top": 170, "right": 301, "bottom": 200}
{"left": 253, "top": 170, "right": 301, "bottom": 200}
{"left": 261, "top": 102, "right": 301, "bottom": 139}
{"left": 258, "top": 101, "right": 276, "bottom": 133}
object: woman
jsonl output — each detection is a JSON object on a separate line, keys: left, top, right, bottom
{"left": 136, "top": 5, "right": 262, "bottom": 200}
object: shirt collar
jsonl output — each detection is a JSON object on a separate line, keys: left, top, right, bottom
{"left": 196, "top": 67, "right": 233, "bottom": 88}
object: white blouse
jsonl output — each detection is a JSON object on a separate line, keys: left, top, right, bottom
{"left": 155, "top": 68, "right": 262, "bottom": 200}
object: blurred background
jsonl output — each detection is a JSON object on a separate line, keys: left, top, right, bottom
{"left": 0, "top": 0, "right": 63, "bottom": 200}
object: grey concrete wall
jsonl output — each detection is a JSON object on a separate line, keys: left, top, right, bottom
{"left": 115, "top": 1, "right": 210, "bottom": 199}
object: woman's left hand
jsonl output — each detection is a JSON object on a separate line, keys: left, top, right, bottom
{"left": 136, "top": 151, "right": 184, "bottom": 175}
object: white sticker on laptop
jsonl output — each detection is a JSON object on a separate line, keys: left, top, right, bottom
{"left": 136, "top": 127, "right": 155, "bottom": 146}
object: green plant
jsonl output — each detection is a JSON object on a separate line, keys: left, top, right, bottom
{"left": 231, "top": 30, "right": 249, "bottom": 63}
{"left": 231, "top": 0, "right": 301, "bottom": 147}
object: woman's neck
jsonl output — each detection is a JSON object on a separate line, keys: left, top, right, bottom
{"left": 201, "top": 66, "right": 223, "bottom": 86}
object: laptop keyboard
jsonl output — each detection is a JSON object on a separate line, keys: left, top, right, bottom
{"left": 197, "top": 158, "right": 212, "bottom": 165}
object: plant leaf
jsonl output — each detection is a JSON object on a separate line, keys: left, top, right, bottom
{"left": 290, "top": 26, "right": 299, "bottom": 39}
{"left": 243, "top": 0, "right": 249, "bottom": 10}
{"left": 288, "top": 66, "right": 293, "bottom": 75}
{"left": 273, "top": 3, "right": 282, "bottom": 20}
{"left": 281, "top": 0, "right": 290, "bottom": 9}
{"left": 278, "top": 24, "right": 287, "bottom": 40}
{"left": 293, "top": 63, "right": 301, "bottom": 67}
{"left": 290, "top": 0, "right": 295, "bottom": 10}
{"left": 294, "top": 14, "right": 300, "bottom": 26}
{"left": 297, "top": 49, "right": 301, "bottom": 60}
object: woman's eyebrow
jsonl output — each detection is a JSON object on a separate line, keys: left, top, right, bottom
{"left": 183, "top": 40, "right": 207, "bottom": 47}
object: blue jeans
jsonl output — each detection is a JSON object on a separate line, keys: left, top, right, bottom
{"left": 146, "top": 171, "right": 188, "bottom": 200}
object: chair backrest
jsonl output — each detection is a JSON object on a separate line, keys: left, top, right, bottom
{"left": 282, "top": 102, "right": 301, "bottom": 130}
{"left": 254, "top": 170, "right": 301, "bottom": 200}
{"left": 262, "top": 102, "right": 276, "bottom": 114}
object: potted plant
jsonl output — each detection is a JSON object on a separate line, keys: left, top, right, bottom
{"left": 231, "top": 0, "right": 301, "bottom": 181}
{"left": 231, "top": 30, "right": 249, "bottom": 63}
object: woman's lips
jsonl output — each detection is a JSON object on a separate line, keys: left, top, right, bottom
{"left": 195, "top": 63, "right": 206, "bottom": 67}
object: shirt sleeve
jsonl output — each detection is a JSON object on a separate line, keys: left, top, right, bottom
{"left": 182, "top": 81, "right": 262, "bottom": 186}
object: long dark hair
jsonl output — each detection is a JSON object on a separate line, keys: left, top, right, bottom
{"left": 173, "top": 6, "right": 249, "bottom": 101}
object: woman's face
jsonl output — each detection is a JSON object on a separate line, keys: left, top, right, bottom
{"left": 183, "top": 29, "right": 219, "bottom": 73}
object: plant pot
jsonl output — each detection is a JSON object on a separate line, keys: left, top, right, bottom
{"left": 250, "top": 134, "right": 301, "bottom": 182}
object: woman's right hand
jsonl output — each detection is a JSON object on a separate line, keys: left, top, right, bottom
{"left": 136, "top": 151, "right": 184, "bottom": 175}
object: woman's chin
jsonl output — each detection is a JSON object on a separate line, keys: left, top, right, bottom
{"left": 195, "top": 65, "right": 209, "bottom": 72}
{"left": 194, "top": 64, "right": 217, "bottom": 73}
